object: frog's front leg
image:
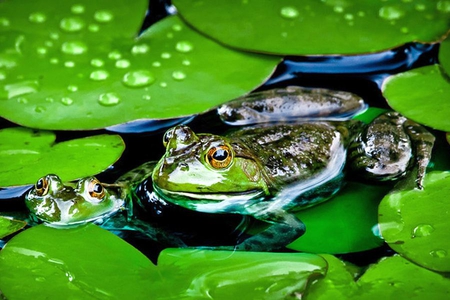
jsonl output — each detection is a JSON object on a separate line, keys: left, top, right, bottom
{"left": 348, "top": 112, "right": 435, "bottom": 189}
{"left": 233, "top": 209, "right": 306, "bottom": 252}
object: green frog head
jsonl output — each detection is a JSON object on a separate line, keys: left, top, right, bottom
{"left": 152, "top": 125, "right": 270, "bottom": 212}
{"left": 25, "top": 174, "right": 124, "bottom": 225}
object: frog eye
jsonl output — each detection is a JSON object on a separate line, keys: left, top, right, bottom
{"left": 35, "top": 176, "right": 49, "bottom": 196}
{"left": 206, "top": 145, "right": 233, "bottom": 169}
{"left": 162, "top": 128, "right": 174, "bottom": 147}
{"left": 88, "top": 179, "right": 105, "bottom": 200}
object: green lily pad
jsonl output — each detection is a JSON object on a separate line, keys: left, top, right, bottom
{"left": 173, "top": 0, "right": 450, "bottom": 55}
{"left": 357, "top": 255, "right": 450, "bottom": 299}
{"left": 157, "top": 248, "right": 327, "bottom": 299}
{"left": 379, "top": 171, "right": 450, "bottom": 272}
{"left": 0, "top": 224, "right": 159, "bottom": 299}
{"left": 0, "top": 216, "right": 26, "bottom": 239}
{"left": 0, "top": 4, "right": 280, "bottom": 130}
{"left": 382, "top": 64, "right": 450, "bottom": 131}
{"left": 287, "top": 182, "right": 387, "bottom": 254}
{"left": 439, "top": 34, "right": 450, "bottom": 75}
{"left": 0, "top": 127, "right": 124, "bottom": 187}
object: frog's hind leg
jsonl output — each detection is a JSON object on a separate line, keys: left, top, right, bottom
{"left": 347, "top": 112, "right": 434, "bottom": 189}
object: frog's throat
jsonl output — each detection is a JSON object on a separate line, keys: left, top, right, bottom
{"left": 153, "top": 186, "right": 266, "bottom": 214}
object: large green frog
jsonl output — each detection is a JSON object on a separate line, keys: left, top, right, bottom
{"left": 25, "top": 87, "right": 435, "bottom": 251}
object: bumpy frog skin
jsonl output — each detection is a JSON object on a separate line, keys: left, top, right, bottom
{"left": 25, "top": 174, "right": 124, "bottom": 226}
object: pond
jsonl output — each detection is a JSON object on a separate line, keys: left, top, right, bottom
{"left": 0, "top": 0, "right": 449, "bottom": 299}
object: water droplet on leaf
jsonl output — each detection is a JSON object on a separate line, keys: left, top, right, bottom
{"left": 29, "top": 12, "right": 47, "bottom": 23}
{"left": 90, "top": 58, "right": 104, "bottom": 67}
{"left": 17, "top": 97, "right": 28, "bottom": 104}
{"left": 71, "top": 4, "right": 85, "bottom": 14}
{"left": 182, "top": 59, "right": 191, "bottom": 66}
{"left": 98, "top": 92, "right": 120, "bottom": 106}
{"left": 108, "top": 50, "right": 121, "bottom": 60}
{"left": 115, "top": 59, "right": 130, "bottom": 68}
{"left": 94, "top": 10, "right": 114, "bottom": 22}
{"left": 412, "top": 224, "right": 435, "bottom": 237}
{"left": 172, "top": 24, "right": 182, "bottom": 31}
{"left": 88, "top": 24, "right": 100, "bottom": 32}
{"left": 437, "top": 1, "right": 450, "bottom": 12}
{"left": 60, "top": 97, "right": 74, "bottom": 106}
{"left": 67, "top": 85, "right": 78, "bottom": 92}
{"left": 175, "top": 41, "right": 193, "bottom": 53}
{"left": 131, "top": 44, "right": 150, "bottom": 55}
{"left": 122, "top": 70, "right": 155, "bottom": 87}
{"left": 2, "top": 80, "right": 39, "bottom": 99}
{"left": 61, "top": 41, "right": 87, "bottom": 55}
{"left": 142, "top": 94, "right": 151, "bottom": 100}
{"left": 161, "top": 52, "right": 171, "bottom": 59}
{"left": 90, "top": 70, "right": 109, "bottom": 81}
{"left": 0, "top": 71, "right": 5, "bottom": 81}
{"left": 430, "top": 249, "right": 447, "bottom": 258}
{"left": 35, "top": 106, "right": 46, "bottom": 113}
{"left": 415, "top": 4, "right": 426, "bottom": 11}
{"left": 280, "top": 6, "right": 299, "bottom": 18}
{"left": 60, "top": 17, "right": 85, "bottom": 32}
{"left": 36, "top": 47, "right": 47, "bottom": 55}
{"left": 159, "top": 82, "right": 167, "bottom": 88}
{"left": 0, "top": 18, "right": 10, "bottom": 27}
{"left": 50, "top": 58, "right": 59, "bottom": 64}
{"left": 379, "top": 6, "right": 405, "bottom": 20}
{"left": 172, "top": 70, "right": 186, "bottom": 81}
{"left": 152, "top": 61, "right": 161, "bottom": 67}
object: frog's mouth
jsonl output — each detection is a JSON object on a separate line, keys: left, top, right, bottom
{"left": 153, "top": 186, "right": 266, "bottom": 214}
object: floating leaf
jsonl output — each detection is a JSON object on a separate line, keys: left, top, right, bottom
{"left": 0, "top": 127, "right": 124, "bottom": 187}
{"left": 287, "top": 182, "right": 386, "bottom": 254}
{"left": 173, "top": 0, "right": 450, "bottom": 55}
{"left": 157, "top": 248, "right": 327, "bottom": 299}
{"left": 382, "top": 65, "right": 450, "bottom": 131}
{"left": 379, "top": 171, "right": 450, "bottom": 272}
{"left": 0, "top": 0, "right": 279, "bottom": 130}
{"left": 357, "top": 255, "right": 450, "bottom": 299}
{"left": 0, "top": 216, "right": 26, "bottom": 239}
{"left": 0, "top": 224, "right": 160, "bottom": 299}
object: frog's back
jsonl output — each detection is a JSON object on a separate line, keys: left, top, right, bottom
{"left": 228, "top": 122, "right": 355, "bottom": 189}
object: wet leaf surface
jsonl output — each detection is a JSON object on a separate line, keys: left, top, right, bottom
{"left": 0, "top": 216, "right": 26, "bottom": 239}
{"left": 0, "top": 2, "right": 279, "bottom": 130}
{"left": 0, "top": 127, "right": 124, "bottom": 187}
{"left": 379, "top": 171, "right": 450, "bottom": 272}
{"left": 382, "top": 64, "right": 450, "bottom": 131}
{"left": 173, "top": 0, "right": 450, "bottom": 55}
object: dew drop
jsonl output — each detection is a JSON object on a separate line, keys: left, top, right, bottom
{"left": 430, "top": 249, "right": 447, "bottom": 258}
{"left": 122, "top": 70, "right": 155, "bottom": 88}
{"left": 71, "top": 4, "right": 85, "bottom": 14}
{"left": 142, "top": 94, "right": 151, "bottom": 100}
{"left": 175, "top": 41, "right": 194, "bottom": 53}
{"left": 152, "top": 61, "right": 161, "bottom": 67}
{"left": 29, "top": 12, "right": 47, "bottom": 23}
{"left": 182, "top": 59, "right": 191, "bottom": 66}
{"left": 88, "top": 24, "right": 100, "bottom": 32}
{"left": 98, "top": 92, "right": 120, "bottom": 106}
{"left": 61, "top": 97, "right": 74, "bottom": 106}
{"left": 36, "top": 47, "right": 47, "bottom": 55}
{"left": 90, "top": 70, "right": 109, "bottom": 81}
{"left": 412, "top": 224, "right": 434, "bottom": 238}
{"left": 437, "top": 1, "right": 450, "bottom": 12}
{"left": 161, "top": 52, "right": 171, "bottom": 59}
{"left": 94, "top": 10, "right": 114, "bottom": 22}
{"left": 172, "top": 24, "right": 182, "bottom": 31}
{"left": 172, "top": 70, "right": 186, "bottom": 81}
{"left": 131, "top": 44, "right": 150, "bottom": 55}
{"left": 90, "top": 58, "right": 104, "bottom": 67}
{"left": 115, "top": 59, "right": 130, "bottom": 68}
{"left": 35, "top": 106, "right": 46, "bottom": 113}
{"left": 0, "top": 17, "right": 10, "bottom": 27}
{"left": 17, "top": 97, "right": 28, "bottom": 104}
{"left": 61, "top": 41, "right": 88, "bottom": 55}
{"left": 67, "top": 85, "right": 78, "bottom": 92}
{"left": 108, "top": 50, "right": 122, "bottom": 60}
{"left": 280, "top": 6, "right": 299, "bottom": 18}
{"left": 379, "top": 6, "right": 405, "bottom": 20}
{"left": 60, "top": 17, "right": 85, "bottom": 32}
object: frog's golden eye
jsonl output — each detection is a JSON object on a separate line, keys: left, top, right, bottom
{"left": 162, "top": 128, "right": 174, "bottom": 148}
{"left": 88, "top": 179, "right": 105, "bottom": 200}
{"left": 206, "top": 145, "right": 233, "bottom": 169}
{"left": 35, "top": 176, "right": 49, "bottom": 196}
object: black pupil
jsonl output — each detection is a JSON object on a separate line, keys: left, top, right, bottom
{"left": 93, "top": 183, "right": 103, "bottom": 193}
{"left": 213, "top": 148, "right": 228, "bottom": 161}
{"left": 36, "top": 178, "right": 44, "bottom": 189}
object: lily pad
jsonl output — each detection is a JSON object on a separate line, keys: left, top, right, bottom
{"left": 0, "top": 3, "right": 280, "bottom": 130}
{"left": 173, "top": 0, "right": 450, "bottom": 55}
{"left": 379, "top": 171, "right": 450, "bottom": 272}
{"left": 287, "top": 182, "right": 387, "bottom": 254}
{"left": 0, "top": 216, "right": 26, "bottom": 239}
{"left": 0, "top": 224, "right": 159, "bottom": 299}
{"left": 439, "top": 33, "right": 450, "bottom": 75}
{"left": 0, "top": 127, "right": 124, "bottom": 187}
{"left": 157, "top": 248, "right": 327, "bottom": 299}
{"left": 382, "top": 64, "right": 450, "bottom": 131}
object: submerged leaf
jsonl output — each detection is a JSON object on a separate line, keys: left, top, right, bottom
{"left": 0, "top": 224, "right": 159, "bottom": 299}
{"left": 379, "top": 171, "right": 450, "bottom": 272}
{"left": 0, "top": 216, "right": 26, "bottom": 239}
{"left": 174, "top": 0, "right": 450, "bottom": 55}
{"left": 0, "top": 0, "right": 279, "bottom": 130}
{"left": 0, "top": 127, "right": 124, "bottom": 187}
{"left": 382, "top": 64, "right": 450, "bottom": 131}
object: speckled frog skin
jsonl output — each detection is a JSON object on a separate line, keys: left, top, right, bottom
{"left": 149, "top": 112, "right": 434, "bottom": 251}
